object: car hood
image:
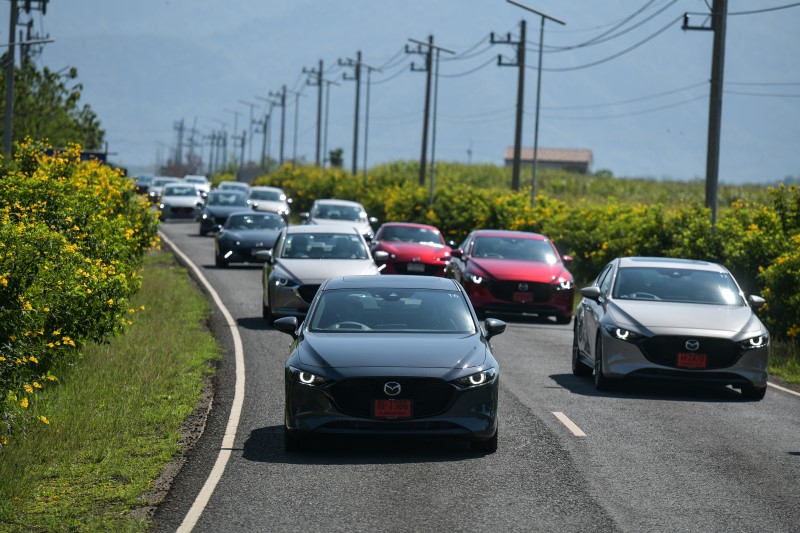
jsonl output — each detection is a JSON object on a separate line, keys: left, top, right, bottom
{"left": 469, "top": 258, "right": 571, "bottom": 282}
{"left": 203, "top": 205, "right": 249, "bottom": 217}
{"left": 253, "top": 200, "right": 288, "bottom": 213}
{"left": 219, "top": 229, "right": 281, "bottom": 246}
{"left": 375, "top": 242, "right": 449, "bottom": 260}
{"left": 278, "top": 258, "right": 381, "bottom": 283}
{"left": 162, "top": 196, "right": 202, "bottom": 207}
{"left": 608, "top": 300, "right": 764, "bottom": 336}
{"left": 298, "top": 332, "right": 487, "bottom": 369}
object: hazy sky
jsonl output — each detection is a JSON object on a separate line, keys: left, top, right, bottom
{"left": 8, "top": 0, "right": 800, "bottom": 183}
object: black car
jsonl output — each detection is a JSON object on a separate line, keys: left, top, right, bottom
{"left": 214, "top": 211, "right": 286, "bottom": 268}
{"left": 273, "top": 275, "right": 506, "bottom": 453}
{"left": 197, "top": 190, "right": 251, "bottom": 236}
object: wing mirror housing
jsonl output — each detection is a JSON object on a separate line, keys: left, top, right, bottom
{"left": 484, "top": 318, "right": 507, "bottom": 340}
{"left": 580, "top": 286, "right": 602, "bottom": 300}
{"left": 274, "top": 316, "right": 299, "bottom": 339}
{"left": 372, "top": 250, "right": 389, "bottom": 263}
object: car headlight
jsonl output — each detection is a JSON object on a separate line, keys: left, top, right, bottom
{"left": 739, "top": 333, "right": 769, "bottom": 350}
{"left": 469, "top": 274, "right": 483, "bottom": 284}
{"left": 159, "top": 203, "right": 167, "bottom": 210}
{"left": 288, "top": 366, "right": 330, "bottom": 387}
{"left": 453, "top": 367, "right": 497, "bottom": 389}
{"left": 273, "top": 273, "right": 299, "bottom": 288}
{"left": 604, "top": 324, "right": 645, "bottom": 342}
{"left": 555, "top": 278, "right": 573, "bottom": 290}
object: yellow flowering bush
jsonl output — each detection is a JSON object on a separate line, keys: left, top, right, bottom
{"left": 0, "top": 140, "right": 159, "bottom": 442}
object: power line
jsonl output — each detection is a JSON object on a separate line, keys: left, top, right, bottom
{"left": 542, "top": 81, "right": 707, "bottom": 110}
{"left": 539, "top": 93, "right": 707, "bottom": 120}
{"left": 728, "top": 2, "right": 800, "bottom": 15}
{"left": 724, "top": 90, "right": 800, "bottom": 97}
{"left": 439, "top": 55, "right": 497, "bottom": 78}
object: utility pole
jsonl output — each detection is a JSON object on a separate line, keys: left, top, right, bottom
{"left": 173, "top": 119, "right": 185, "bottom": 167}
{"left": 303, "top": 60, "right": 324, "bottom": 165}
{"left": 268, "top": 86, "right": 287, "bottom": 165}
{"left": 361, "top": 63, "right": 384, "bottom": 183}
{"left": 507, "top": 1, "right": 565, "bottom": 207}
{"left": 238, "top": 99, "right": 258, "bottom": 165}
{"left": 407, "top": 36, "right": 454, "bottom": 193}
{"left": 287, "top": 89, "right": 305, "bottom": 164}
{"left": 3, "top": 0, "right": 19, "bottom": 157}
{"left": 322, "top": 78, "right": 339, "bottom": 177}
{"left": 683, "top": 1, "right": 727, "bottom": 230}
{"left": 340, "top": 50, "right": 363, "bottom": 176}
{"left": 491, "top": 20, "right": 527, "bottom": 191}
{"left": 406, "top": 36, "right": 433, "bottom": 186}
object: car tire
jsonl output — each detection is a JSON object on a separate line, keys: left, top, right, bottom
{"left": 215, "top": 253, "right": 228, "bottom": 268}
{"left": 572, "top": 332, "right": 592, "bottom": 377}
{"left": 594, "top": 338, "right": 612, "bottom": 391}
{"left": 284, "top": 426, "right": 304, "bottom": 452}
{"left": 471, "top": 429, "right": 498, "bottom": 454}
{"left": 741, "top": 385, "right": 767, "bottom": 401}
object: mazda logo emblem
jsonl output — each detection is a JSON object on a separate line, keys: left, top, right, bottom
{"left": 518, "top": 283, "right": 529, "bottom": 291}
{"left": 685, "top": 339, "right": 700, "bottom": 351}
{"left": 384, "top": 382, "right": 401, "bottom": 396}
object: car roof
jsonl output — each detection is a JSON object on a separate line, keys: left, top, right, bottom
{"left": 249, "top": 185, "right": 284, "bottom": 192}
{"left": 379, "top": 222, "right": 440, "bottom": 231}
{"left": 314, "top": 198, "right": 364, "bottom": 208}
{"left": 472, "top": 229, "right": 548, "bottom": 240}
{"left": 285, "top": 224, "right": 362, "bottom": 235}
{"left": 617, "top": 257, "right": 726, "bottom": 272}
{"left": 322, "top": 274, "right": 460, "bottom": 291}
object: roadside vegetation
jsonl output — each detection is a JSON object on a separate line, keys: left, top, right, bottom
{"left": 0, "top": 251, "right": 218, "bottom": 531}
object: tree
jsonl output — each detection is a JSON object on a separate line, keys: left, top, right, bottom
{"left": 329, "top": 148, "right": 344, "bottom": 168}
{"left": 0, "top": 56, "right": 105, "bottom": 151}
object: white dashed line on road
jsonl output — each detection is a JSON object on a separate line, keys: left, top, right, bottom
{"left": 552, "top": 411, "right": 587, "bottom": 437}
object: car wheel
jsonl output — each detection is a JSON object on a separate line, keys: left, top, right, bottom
{"left": 284, "top": 425, "right": 304, "bottom": 452}
{"left": 740, "top": 385, "right": 767, "bottom": 401}
{"left": 572, "top": 332, "right": 592, "bottom": 377}
{"left": 594, "top": 337, "right": 612, "bottom": 391}
{"left": 215, "top": 253, "right": 228, "bottom": 268}
{"left": 471, "top": 429, "right": 498, "bottom": 453}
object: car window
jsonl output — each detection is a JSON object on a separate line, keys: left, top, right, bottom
{"left": 281, "top": 233, "right": 367, "bottom": 259}
{"left": 597, "top": 264, "right": 614, "bottom": 297}
{"left": 612, "top": 267, "right": 745, "bottom": 305}
{"left": 471, "top": 236, "right": 558, "bottom": 263}
{"left": 380, "top": 226, "right": 443, "bottom": 245}
{"left": 206, "top": 192, "right": 247, "bottom": 206}
{"left": 309, "top": 289, "right": 476, "bottom": 333}
{"left": 226, "top": 214, "right": 285, "bottom": 231}
{"left": 314, "top": 204, "right": 364, "bottom": 221}
{"left": 250, "top": 190, "right": 284, "bottom": 201}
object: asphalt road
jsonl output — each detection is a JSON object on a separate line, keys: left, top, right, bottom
{"left": 152, "top": 219, "right": 800, "bottom": 533}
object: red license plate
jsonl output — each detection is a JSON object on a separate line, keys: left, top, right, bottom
{"left": 677, "top": 352, "right": 707, "bottom": 369}
{"left": 373, "top": 399, "right": 412, "bottom": 418}
{"left": 513, "top": 291, "right": 533, "bottom": 303}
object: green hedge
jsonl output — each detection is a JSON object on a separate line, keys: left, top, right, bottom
{"left": 1, "top": 141, "right": 159, "bottom": 443}
{"left": 253, "top": 163, "right": 800, "bottom": 340}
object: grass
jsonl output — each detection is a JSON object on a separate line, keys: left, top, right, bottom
{"left": 769, "top": 340, "right": 800, "bottom": 384}
{"left": 0, "top": 250, "right": 219, "bottom": 532}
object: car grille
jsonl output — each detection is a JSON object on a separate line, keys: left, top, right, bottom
{"left": 170, "top": 207, "right": 195, "bottom": 217}
{"left": 640, "top": 336, "right": 742, "bottom": 369}
{"left": 297, "top": 284, "right": 321, "bottom": 304}
{"left": 488, "top": 281, "right": 554, "bottom": 302}
{"left": 330, "top": 377, "right": 455, "bottom": 418}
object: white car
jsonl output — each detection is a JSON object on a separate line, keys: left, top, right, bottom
{"left": 184, "top": 175, "right": 211, "bottom": 197}
{"left": 300, "top": 198, "right": 377, "bottom": 241}
{"left": 159, "top": 182, "right": 205, "bottom": 220}
{"left": 247, "top": 186, "right": 292, "bottom": 220}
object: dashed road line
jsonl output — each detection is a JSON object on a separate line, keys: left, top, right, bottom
{"left": 552, "top": 411, "right": 587, "bottom": 437}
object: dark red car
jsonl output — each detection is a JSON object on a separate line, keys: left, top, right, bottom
{"left": 445, "top": 229, "right": 575, "bottom": 323}
{"left": 370, "top": 222, "right": 452, "bottom": 276}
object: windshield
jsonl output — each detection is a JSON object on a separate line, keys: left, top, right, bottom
{"left": 612, "top": 267, "right": 746, "bottom": 305}
{"left": 225, "top": 214, "right": 285, "bottom": 231}
{"left": 471, "top": 236, "right": 558, "bottom": 263}
{"left": 250, "top": 190, "right": 285, "bottom": 201}
{"left": 206, "top": 192, "right": 248, "bottom": 206}
{"left": 379, "top": 226, "right": 443, "bottom": 245}
{"left": 309, "top": 288, "right": 476, "bottom": 333}
{"left": 313, "top": 204, "right": 365, "bottom": 222}
{"left": 280, "top": 233, "right": 368, "bottom": 259}
{"left": 163, "top": 185, "right": 198, "bottom": 197}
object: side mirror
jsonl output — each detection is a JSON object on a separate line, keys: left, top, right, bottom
{"left": 274, "top": 316, "right": 299, "bottom": 338}
{"left": 253, "top": 249, "right": 273, "bottom": 262}
{"left": 450, "top": 248, "right": 464, "bottom": 258}
{"left": 484, "top": 318, "right": 506, "bottom": 340}
{"left": 580, "top": 286, "right": 602, "bottom": 301}
{"left": 368, "top": 216, "right": 378, "bottom": 225}
{"left": 212, "top": 225, "right": 223, "bottom": 234}
{"left": 748, "top": 294, "right": 766, "bottom": 309}
{"left": 287, "top": 198, "right": 294, "bottom": 204}
{"left": 562, "top": 255, "right": 574, "bottom": 263}
{"left": 299, "top": 212, "right": 309, "bottom": 221}
{"left": 373, "top": 250, "right": 389, "bottom": 263}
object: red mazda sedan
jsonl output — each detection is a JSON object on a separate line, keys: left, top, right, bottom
{"left": 445, "top": 229, "right": 575, "bottom": 324}
{"left": 370, "top": 222, "right": 452, "bottom": 276}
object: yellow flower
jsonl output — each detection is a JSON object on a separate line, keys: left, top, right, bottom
{"left": 0, "top": 435, "right": 7, "bottom": 445}
{"left": 20, "top": 397, "right": 28, "bottom": 409}
{"left": 107, "top": 298, "right": 114, "bottom": 306}
{"left": 40, "top": 416, "right": 49, "bottom": 425}
{"left": 29, "top": 356, "right": 38, "bottom": 364}
{"left": 33, "top": 382, "right": 42, "bottom": 389}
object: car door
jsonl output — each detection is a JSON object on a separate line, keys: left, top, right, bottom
{"left": 445, "top": 232, "right": 474, "bottom": 283}
{"left": 578, "top": 262, "right": 614, "bottom": 359}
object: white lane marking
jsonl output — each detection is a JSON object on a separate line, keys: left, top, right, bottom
{"left": 160, "top": 231, "right": 246, "bottom": 533}
{"left": 552, "top": 411, "right": 587, "bottom": 437}
{"left": 768, "top": 381, "right": 800, "bottom": 398}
